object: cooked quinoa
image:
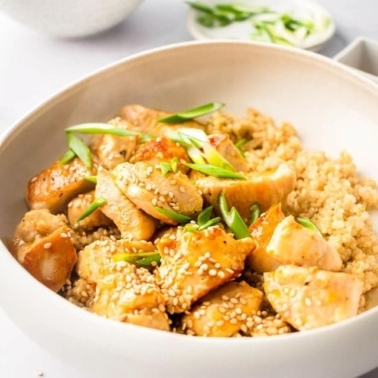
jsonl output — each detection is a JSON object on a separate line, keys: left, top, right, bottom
{"left": 11, "top": 104, "right": 378, "bottom": 337}
{"left": 207, "top": 108, "right": 378, "bottom": 309}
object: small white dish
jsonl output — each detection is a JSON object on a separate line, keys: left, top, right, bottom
{"left": 333, "top": 37, "right": 378, "bottom": 84}
{"left": 186, "top": 0, "right": 336, "bottom": 52}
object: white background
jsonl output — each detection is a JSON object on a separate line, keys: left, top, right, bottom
{"left": 1, "top": 0, "right": 378, "bottom": 377}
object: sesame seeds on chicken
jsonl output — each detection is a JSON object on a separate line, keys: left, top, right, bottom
{"left": 10, "top": 104, "right": 376, "bottom": 336}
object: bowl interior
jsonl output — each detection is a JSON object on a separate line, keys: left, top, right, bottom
{"left": 1, "top": 41, "right": 378, "bottom": 378}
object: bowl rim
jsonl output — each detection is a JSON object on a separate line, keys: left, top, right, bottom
{"left": 1, "top": 39, "right": 378, "bottom": 347}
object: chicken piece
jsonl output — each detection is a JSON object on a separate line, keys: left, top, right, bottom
{"left": 95, "top": 168, "right": 156, "bottom": 240}
{"left": 117, "top": 104, "right": 203, "bottom": 137}
{"left": 208, "top": 134, "right": 249, "bottom": 172}
{"left": 92, "top": 261, "right": 169, "bottom": 331}
{"left": 264, "top": 265, "right": 363, "bottom": 331}
{"left": 195, "top": 163, "right": 296, "bottom": 221}
{"left": 155, "top": 226, "right": 255, "bottom": 314}
{"left": 90, "top": 117, "right": 139, "bottom": 170}
{"left": 264, "top": 215, "right": 342, "bottom": 272}
{"left": 77, "top": 237, "right": 155, "bottom": 284}
{"left": 130, "top": 137, "right": 190, "bottom": 173}
{"left": 27, "top": 157, "right": 96, "bottom": 214}
{"left": 9, "top": 209, "right": 77, "bottom": 292}
{"left": 113, "top": 162, "right": 203, "bottom": 225}
{"left": 246, "top": 204, "right": 286, "bottom": 272}
{"left": 67, "top": 191, "right": 113, "bottom": 230}
{"left": 182, "top": 281, "right": 263, "bottom": 337}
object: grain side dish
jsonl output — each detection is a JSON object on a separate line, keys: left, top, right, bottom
{"left": 8, "top": 104, "right": 378, "bottom": 337}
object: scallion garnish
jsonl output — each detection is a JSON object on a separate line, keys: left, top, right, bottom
{"left": 154, "top": 207, "right": 192, "bottom": 224}
{"left": 250, "top": 203, "right": 261, "bottom": 225}
{"left": 218, "top": 193, "right": 250, "bottom": 239}
{"left": 296, "top": 217, "right": 322, "bottom": 236}
{"left": 83, "top": 175, "right": 97, "bottom": 184}
{"left": 185, "top": 163, "right": 246, "bottom": 179}
{"left": 159, "top": 157, "right": 179, "bottom": 175}
{"left": 158, "top": 102, "right": 225, "bottom": 124}
{"left": 78, "top": 197, "right": 107, "bottom": 222}
{"left": 59, "top": 149, "right": 76, "bottom": 165}
{"left": 66, "top": 133, "right": 93, "bottom": 169}
{"left": 202, "top": 143, "right": 236, "bottom": 171}
{"left": 234, "top": 138, "right": 247, "bottom": 157}
{"left": 197, "top": 205, "right": 221, "bottom": 230}
{"left": 112, "top": 251, "right": 161, "bottom": 267}
{"left": 65, "top": 123, "right": 139, "bottom": 137}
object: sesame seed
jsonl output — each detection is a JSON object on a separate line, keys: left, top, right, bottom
{"left": 179, "top": 186, "right": 185, "bottom": 193}
{"left": 217, "top": 271, "right": 225, "bottom": 279}
{"left": 208, "top": 269, "right": 217, "bottom": 276}
{"left": 216, "top": 320, "right": 225, "bottom": 327}
{"left": 230, "top": 298, "right": 239, "bottom": 304}
{"left": 240, "top": 324, "right": 248, "bottom": 333}
{"left": 229, "top": 318, "right": 238, "bottom": 325}
{"left": 152, "top": 198, "right": 157, "bottom": 206}
{"left": 222, "top": 295, "right": 229, "bottom": 301}
{"left": 44, "top": 243, "right": 52, "bottom": 249}
{"left": 305, "top": 298, "right": 312, "bottom": 306}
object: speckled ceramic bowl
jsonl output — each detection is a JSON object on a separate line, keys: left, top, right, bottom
{"left": 0, "top": 0, "right": 144, "bottom": 38}
{"left": 1, "top": 41, "right": 378, "bottom": 378}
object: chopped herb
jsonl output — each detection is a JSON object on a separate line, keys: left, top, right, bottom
{"left": 112, "top": 251, "right": 161, "bottom": 267}
{"left": 197, "top": 205, "right": 221, "bottom": 230}
{"left": 234, "top": 138, "right": 247, "bottom": 157}
{"left": 218, "top": 193, "right": 250, "bottom": 239}
{"left": 159, "top": 157, "right": 179, "bottom": 175}
{"left": 158, "top": 102, "right": 225, "bottom": 123}
{"left": 154, "top": 207, "right": 192, "bottom": 224}
{"left": 77, "top": 197, "right": 106, "bottom": 222}
{"left": 296, "top": 217, "right": 322, "bottom": 235}
{"left": 83, "top": 175, "right": 97, "bottom": 184}
{"left": 65, "top": 123, "right": 139, "bottom": 137}
{"left": 250, "top": 203, "right": 261, "bottom": 225}
{"left": 59, "top": 149, "right": 76, "bottom": 165}
{"left": 185, "top": 163, "right": 246, "bottom": 179}
{"left": 66, "top": 133, "right": 92, "bottom": 169}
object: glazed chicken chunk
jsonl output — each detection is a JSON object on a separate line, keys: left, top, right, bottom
{"left": 195, "top": 163, "right": 296, "bottom": 221}
{"left": 27, "top": 157, "right": 96, "bottom": 214}
{"left": 9, "top": 209, "right": 77, "bottom": 292}
{"left": 113, "top": 162, "right": 203, "bottom": 225}
{"left": 182, "top": 281, "right": 263, "bottom": 337}
{"left": 91, "top": 118, "right": 139, "bottom": 170}
{"left": 77, "top": 238, "right": 155, "bottom": 284}
{"left": 264, "top": 265, "right": 363, "bottom": 331}
{"left": 95, "top": 168, "right": 156, "bottom": 240}
{"left": 155, "top": 226, "right": 255, "bottom": 313}
{"left": 92, "top": 261, "right": 169, "bottom": 331}
{"left": 67, "top": 191, "right": 113, "bottom": 230}
{"left": 247, "top": 206, "right": 342, "bottom": 272}
{"left": 130, "top": 137, "right": 190, "bottom": 173}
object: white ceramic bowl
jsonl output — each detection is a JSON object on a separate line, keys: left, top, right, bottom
{"left": 0, "top": 0, "right": 144, "bottom": 38}
{"left": 1, "top": 41, "right": 378, "bottom": 378}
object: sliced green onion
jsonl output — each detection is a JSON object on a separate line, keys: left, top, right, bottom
{"left": 197, "top": 206, "right": 213, "bottom": 225}
{"left": 66, "top": 133, "right": 92, "bottom": 169}
{"left": 250, "top": 203, "right": 261, "bottom": 225}
{"left": 112, "top": 251, "right": 161, "bottom": 267}
{"left": 171, "top": 157, "right": 179, "bottom": 172}
{"left": 83, "top": 175, "right": 97, "bottom": 184}
{"left": 296, "top": 217, "right": 322, "bottom": 236}
{"left": 59, "top": 149, "right": 76, "bottom": 165}
{"left": 218, "top": 193, "right": 250, "bottom": 239}
{"left": 160, "top": 162, "right": 173, "bottom": 176}
{"left": 154, "top": 207, "right": 192, "bottom": 224}
{"left": 198, "top": 217, "right": 221, "bottom": 231}
{"left": 78, "top": 197, "right": 106, "bottom": 222}
{"left": 187, "top": 146, "right": 206, "bottom": 165}
{"left": 234, "top": 138, "right": 247, "bottom": 157}
{"left": 65, "top": 123, "right": 139, "bottom": 137}
{"left": 139, "top": 133, "right": 157, "bottom": 143}
{"left": 158, "top": 102, "right": 225, "bottom": 124}
{"left": 185, "top": 163, "right": 246, "bottom": 179}
{"left": 202, "top": 142, "right": 236, "bottom": 171}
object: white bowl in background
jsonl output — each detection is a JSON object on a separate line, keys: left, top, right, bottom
{"left": 1, "top": 41, "right": 378, "bottom": 378}
{"left": 0, "top": 0, "right": 144, "bottom": 38}
{"left": 333, "top": 37, "right": 378, "bottom": 84}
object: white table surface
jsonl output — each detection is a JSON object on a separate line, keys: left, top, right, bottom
{"left": 1, "top": 0, "right": 378, "bottom": 377}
